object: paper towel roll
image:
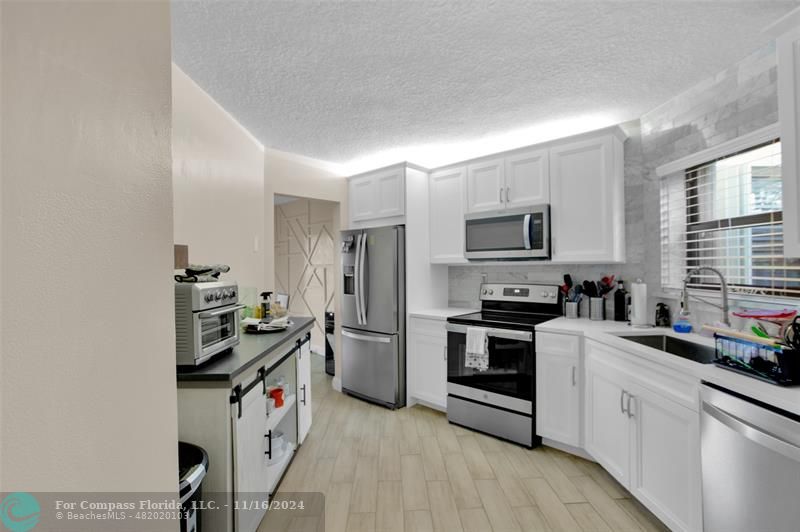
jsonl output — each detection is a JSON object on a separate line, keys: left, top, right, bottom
{"left": 631, "top": 279, "right": 648, "bottom": 327}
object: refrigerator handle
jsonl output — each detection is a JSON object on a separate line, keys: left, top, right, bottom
{"left": 359, "top": 233, "right": 368, "bottom": 324}
{"left": 354, "top": 232, "right": 363, "bottom": 325}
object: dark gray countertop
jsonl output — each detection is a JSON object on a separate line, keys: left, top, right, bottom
{"left": 176, "top": 316, "right": 315, "bottom": 387}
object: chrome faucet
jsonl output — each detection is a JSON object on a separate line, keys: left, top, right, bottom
{"left": 682, "top": 267, "right": 731, "bottom": 327}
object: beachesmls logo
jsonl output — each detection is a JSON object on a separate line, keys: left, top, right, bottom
{"left": 0, "top": 493, "right": 40, "bottom": 531}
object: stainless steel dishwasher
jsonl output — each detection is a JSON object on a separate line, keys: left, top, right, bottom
{"left": 701, "top": 383, "right": 800, "bottom": 532}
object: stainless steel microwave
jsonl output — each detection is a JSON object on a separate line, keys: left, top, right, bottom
{"left": 464, "top": 205, "right": 550, "bottom": 260}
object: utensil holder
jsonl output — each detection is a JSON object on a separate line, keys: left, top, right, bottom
{"left": 590, "top": 297, "right": 605, "bottom": 321}
{"left": 565, "top": 302, "right": 579, "bottom": 319}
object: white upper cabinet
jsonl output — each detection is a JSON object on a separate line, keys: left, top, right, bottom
{"left": 505, "top": 148, "right": 549, "bottom": 208}
{"left": 466, "top": 158, "right": 505, "bottom": 213}
{"left": 549, "top": 131, "right": 625, "bottom": 262}
{"left": 777, "top": 23, "right": 800, "bottom": 257}
{"left": 349, "top": 166, "right": 406, "bottom": 222}
{"left": 429, "top": 166, "right": 467, "bottom": 263}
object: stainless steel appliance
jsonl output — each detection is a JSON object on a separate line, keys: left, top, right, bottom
{"left": 701, "top": 383, "right": 800, "bottom": 532}
{"left": 340, "top": 225, "right": 405, "bottom": 408}
{"left": 446, "top": 283, "right": 562, "bottom": 447}
{"left": 464, "top": 205, "right": 550, "bottom": 260}
{"left": 175, "top": 281, "right": 244, "bottom": 366}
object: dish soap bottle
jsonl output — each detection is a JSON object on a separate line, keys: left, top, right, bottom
{"left": 260, "top": 291, "right": 273, "bottom": 322}
{"left": 673, "top": 304, "right": 693, "bottom": 333}
{"left": 614, "top": 280, "right": 628, "bottom": 321}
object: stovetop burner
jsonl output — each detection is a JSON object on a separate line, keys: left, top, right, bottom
{"left": 447, "top": 282, "right": 563, "bottom": 331}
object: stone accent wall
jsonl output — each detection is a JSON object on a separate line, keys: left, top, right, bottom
{"left": 450, "top": 42, "right": 796, "bottom": 322}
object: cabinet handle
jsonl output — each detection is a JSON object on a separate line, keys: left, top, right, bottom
{"left": 627, "top": 393, "right": 634, "bottom": 419}
{"left": 620, "top": 390, "right": 627, "bottom": 415}
{"left": 301, "top": 384, "right": 307, "bottom": 405}
{"left": 265, "top": 430, "right": 272, "bottom": 459}
{"left": 506, "top": 186, "right": 511, "bottom": 203}
{"left": 499, "top": 187, "right": 504, "bottom": 203}
{"left": 571, "top": 366, "right": 576, "bottom": 386}
{"left": 443, "top": 346, "right": 447, "bottom": 361}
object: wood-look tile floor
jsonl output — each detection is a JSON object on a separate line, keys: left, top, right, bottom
{"left": 260, "top": 356, "right": 669, "bottom": 532}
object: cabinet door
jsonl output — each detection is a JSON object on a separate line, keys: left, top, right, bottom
{"left": 297, "top": 340, "right": 313, "bottom": 444}
{"left": 429, "top": 167, "right": 467, "bottom": 263}
{"left": 535, "top": 351, "right": 580, "bottom": 447}
{"left": 778, "top": 26, "right": 800, "bottom": 257}
{"left": 629, "top": 385, "right": 702, "bottom": 532}
{"left": 466, "top": 158, "right": 505, "bottom": 213}
{"left": 505, "top": 148, "right": 549, "bottom": 208}
{"left": 550, "top": 134, "right": 625, "bottom": 262}
{"left": 233, "top": 389, "right": 269, "bottom": 532}
{"left": 409, "top": 331, "right": 447, "bottom": 411}
{"left": 584, "top": 355, "right": 631, "bottom": 487}
{"left": 375, "top": 167, "right": 406, "bottom": 218}
{"left": 349, "top": 175, "right": 377, "bottom": 221}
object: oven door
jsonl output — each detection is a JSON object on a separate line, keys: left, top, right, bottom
{"left": 445, "top": 323, "right": 534, "bottom": 414}
{"left": 464, "top": 205, "right": 549, "bottom": 260}
{"left": 193, "top": 303, "right": 244, "bottom": 363}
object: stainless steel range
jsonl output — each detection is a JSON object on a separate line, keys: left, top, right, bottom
{"left": 446, "top": 283, "right": 562, "bottom": 447}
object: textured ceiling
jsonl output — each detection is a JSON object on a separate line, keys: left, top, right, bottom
{"left": 172, "top": 1, "right": 798, "bottom": 171}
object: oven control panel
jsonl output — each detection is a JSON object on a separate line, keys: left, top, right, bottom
{"left": 479, "top": 283, "right": 559, "bottom": 303}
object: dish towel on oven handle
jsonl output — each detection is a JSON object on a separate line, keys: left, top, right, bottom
{"left": 465, "top": 327, "right": 489, "bottom": 372}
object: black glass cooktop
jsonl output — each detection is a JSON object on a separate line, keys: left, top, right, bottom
{"left": 447, "top": 310, "right": 559, "bottom": 331}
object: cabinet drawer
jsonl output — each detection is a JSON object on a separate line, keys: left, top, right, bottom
{"left": 409, "top": 317, "right": 447, "bottom": 338}
{"left": 536, "top": 331, "right": 580, "bottom": 357}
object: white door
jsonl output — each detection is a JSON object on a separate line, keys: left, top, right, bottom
{"left": 466, "top": 158, "right": 505, "bottom": 213}
{"left": 777, "top": 25, "right": 800, "bottom": 257}
{"left": 505, "top": 148, "right": 549, "bottom": 208}
{"left": 297, "top": 340, "right": 313, "bottom": 444}
{"left": 409, "top": 332, "right": 447, "bottom": 410}
{"left": 349, "top": 175, "right": 377, "bottom": 222}
{"left": 535, "top": 351, "right": 580, "bottom": 447}
{"left": 584, "top": 356, "right": 631, "bottom": 487}
{"left": 550, "top": 134, "right": 625, "bottom": 262}
{"left": 375, "top": 168, "right": 406, "bottom": 218}
{"left": 629, "top": 384, "right": 702, "bottom": 532}
{"left": 233, "top": 388, "right": 269, "bottom": 532}
{"left": 429, "top": 167, "right": 467, "bottom": 263}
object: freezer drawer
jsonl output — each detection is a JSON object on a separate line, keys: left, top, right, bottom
{"left": 342, "top": 328, "right": 404, "bottom": 408}
{"left": 701, "top": 383, "right": 800, "bottom": 532}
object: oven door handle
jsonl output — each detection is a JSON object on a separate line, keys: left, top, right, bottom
{"left": 523, "top": 214, "right": 532, "bottom": 250}
{"left": 198, "top": 304, "right": 246, "bottom": 319}
{"left": 445, "top": 323, "right": 531, "bottom": 342}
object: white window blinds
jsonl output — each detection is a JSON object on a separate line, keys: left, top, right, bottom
{"left": 660, "top": 139, "right": 800, "bottom": 298}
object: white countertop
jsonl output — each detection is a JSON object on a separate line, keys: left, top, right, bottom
{"left": 538, "top": 317, "right": 800, "bottom": 416}
{"left": 409, "top": 308, "right": 476, "bottom": 321}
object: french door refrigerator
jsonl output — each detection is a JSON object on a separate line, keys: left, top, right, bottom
{"left": 341, "top": 224, "right": 406, "bottom": 409}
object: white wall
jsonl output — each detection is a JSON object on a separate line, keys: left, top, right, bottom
{"left": 264, "top": 149, "right": 347, "bottom": 379}
{"left": 1, "top": 1, "right": 178, "bottom": 492}
{"left": 172, "top": 65, "right": 266, "bottom": 307}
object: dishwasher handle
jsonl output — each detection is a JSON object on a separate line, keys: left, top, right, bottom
{"left": 703, "top": 401, "right": 800, "bottom": 462}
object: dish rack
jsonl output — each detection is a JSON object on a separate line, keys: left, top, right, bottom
{"left": 714, "top": 334, "right": 800, "bottom": 386}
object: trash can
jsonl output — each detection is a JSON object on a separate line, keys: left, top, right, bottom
{"left": 178, "top": 441, "right": 209, "bottom": 532}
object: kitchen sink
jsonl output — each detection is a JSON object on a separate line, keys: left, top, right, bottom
{"left": 617, "top": 334, "right": 717, "bottom": 364}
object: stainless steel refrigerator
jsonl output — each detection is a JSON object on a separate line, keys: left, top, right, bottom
{"left": 340, "top": 225, "right": 405, "bottom": 409}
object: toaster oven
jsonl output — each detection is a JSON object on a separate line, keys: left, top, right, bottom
{"left": 175, "top": 281, "right": 244, "bottom": 366}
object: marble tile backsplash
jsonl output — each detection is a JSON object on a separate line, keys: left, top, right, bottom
{"left": 448, "top": 41, "right": 799, "bottom": 326}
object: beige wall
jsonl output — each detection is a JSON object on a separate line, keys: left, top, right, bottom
{"left": 172, "top": 65, "right": 266, "bottom": 306}
{"left": 275, "top": 198, "right": 337, "bottom": 352}
{"left": 1, "top": 1, "right": 178, "bottom": 493}
{"left": 264, "top": 149, "right": 347, "bottom": 378}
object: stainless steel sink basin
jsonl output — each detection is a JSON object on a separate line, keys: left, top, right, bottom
{"left": 617, "top": 334, "right": 716, "bottom": 364}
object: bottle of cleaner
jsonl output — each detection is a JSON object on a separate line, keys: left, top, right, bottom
{"left": 614, "top": 280, "right": 628, "bottom": 321}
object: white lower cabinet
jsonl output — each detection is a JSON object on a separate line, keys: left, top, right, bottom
{"left": 536, "top": 332, "right": 581, "bottom": 447}
{"left": 297, "top": 340, "right": 312, "bottom": 444}
{"left": 584, "top": 339, "right": 702, "bottom": 532}
{"left": 233, "top": 388, "right": 270, "bottom": 532}
{"left": 408, "top": 317, "right": 448, "bottom": 410}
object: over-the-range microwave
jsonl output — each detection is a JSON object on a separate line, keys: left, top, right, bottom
{"left": 464, "top": 205, "right": 550, "bottom": 260}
